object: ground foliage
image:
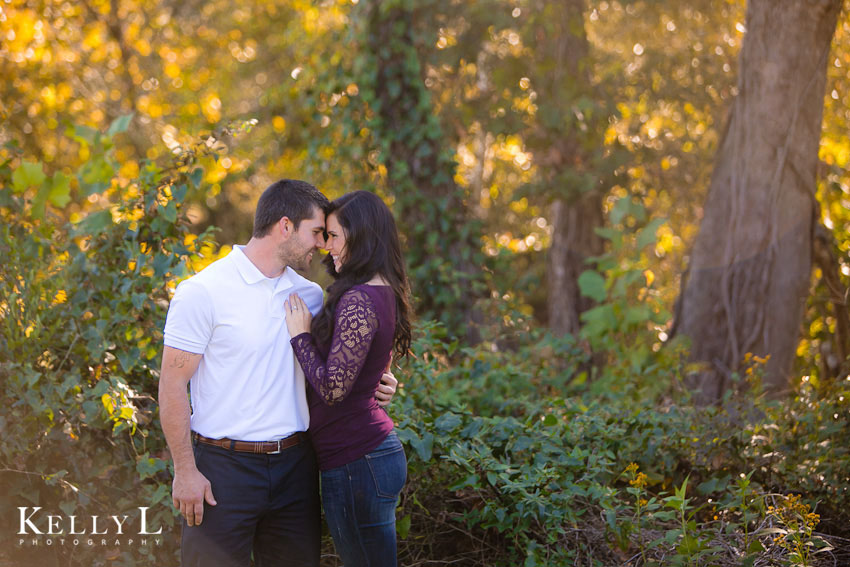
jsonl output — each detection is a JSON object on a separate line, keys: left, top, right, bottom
{"left": 388, "top": 320, "right": 850, "bottom": 567}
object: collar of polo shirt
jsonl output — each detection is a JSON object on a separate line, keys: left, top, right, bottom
{"left": 232, "top": 245, "right": 294, "bottom": 288}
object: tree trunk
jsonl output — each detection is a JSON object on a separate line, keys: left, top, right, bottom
{"left": 548, "top": 195, "right": 605, "bottom": 335}
{"left": 361, "top": 0, "right": 484, "bottom": 335}
{"left": 676, "top": 0, "right": 843, "bottom": 402}
{"left": 526, "top": 0, "right": 607, "bottom": 336}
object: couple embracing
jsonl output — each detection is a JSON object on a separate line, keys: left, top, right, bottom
{"left": 158, "top": 179, "right": 411, "bottom": 567}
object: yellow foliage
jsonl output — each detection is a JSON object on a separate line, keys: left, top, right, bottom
{"left": 205, "top": 163, "right": 227, "bottom": 183}
{"left": 82, "top": 26, "right": 103, "bottom": 50}
{"left": 40, "top": 85, "right": 57, "bottom": 109}
{"left": 820, "top": 136, "right": 850, "bottom": 168}
{"left": 509, "top": 197, "right": 528, "bottom": 214}
{"left": 202, "top": 92, "right": 222, "bottom": 123}
{"left": 119, "top": 160, "right": 140, "bottom": 180}
{"left": 135, "top": 38, "right": 152, "bottom": 56}
{"left": 164, "top": 62, "right": 181, "bottom": 79}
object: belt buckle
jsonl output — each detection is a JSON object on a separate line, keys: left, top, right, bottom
{"left": 268, "top": 439, "right": 282, "bottom": 454}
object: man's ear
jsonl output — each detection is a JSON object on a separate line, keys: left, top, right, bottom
{"left": 278, "top": 216, "right": 292, "bottom": 238}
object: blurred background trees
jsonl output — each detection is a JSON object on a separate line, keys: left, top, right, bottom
{"left": 3, "top": 0, "right": 850, "bottom": 564}
{"left": 9, "top": 0, "right": 849, "bottom": 394}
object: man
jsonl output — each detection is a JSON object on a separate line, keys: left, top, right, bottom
{"left": 158, "top": 179, "right": 396, "bottom": 566}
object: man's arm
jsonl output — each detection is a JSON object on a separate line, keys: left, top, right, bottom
{"left": 158, "top": 346, "right": 216, "bottom": 526}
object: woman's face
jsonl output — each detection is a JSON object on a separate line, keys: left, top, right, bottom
{"left": 324, "top": 213, "right": 347, "bottom": 272}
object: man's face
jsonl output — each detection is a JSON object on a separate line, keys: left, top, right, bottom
{"left": 279, "top": 206, "right": 326, "bottom": 271}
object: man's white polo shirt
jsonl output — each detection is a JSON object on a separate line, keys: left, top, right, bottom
{"left": 163, "top": 245, "right": 324, "bottom": 441}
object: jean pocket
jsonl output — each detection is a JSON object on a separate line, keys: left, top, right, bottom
{"left": 364, "top": 445, "right": 407, "bottom": 500}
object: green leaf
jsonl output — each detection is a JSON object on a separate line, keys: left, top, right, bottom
{"left": 72, "top": 124, "right": 99, "bottom": 146}
{"left": 31, "top": 181, "right": 51, "bottom": 219}
{"left": 449, "top": 473, "right": 479, "bottom": 491}
{"left": 409, "top": 431, "right": 434, "bottom": 462}
{"left": 435, "top": 412, "right": 462, "bottom": 433}
{"left": 131, "top": 292, "right": 147, "bottom": 310}
{"left": 153, "top": 253, "right": 171, "bottom": 277}
{"left": 59, "top": 499, "right": 77, "bottom": 517}
{"left": 579, "top": 303, "right": 617, "bottom": 340}
{"left": 610, "top": 197, "right": 632, "bottom": 225}
{"left": 605, "top": 508, "right": 618, "bottom": 532}
{"left": 636, "top": 218, "right": 666, "bottom": 249}
{"left": 677, "top": 534, "right": 700, "bottom": 555}
{"left": 117, "top": 348, "right": 139, "bottom": 373}
{"left": 161, "top": 200, "right": 178, "bottom": 223}
{"left": 543, "top": 414, "right": 558, "bottom": 426}
{"left": 696, "top": 476, "right": 725, "bottom": 495}
{"left": 107, "top": 113, "right": 134, "bottom": 136}
{"left": 577, "top": 270, "right": 607, "bottom": 302}
{"left": 511, "top": 435, "right": 534, "bottom": 452}
{"left": 747, "top": 540, "right": 765, "bottom": 554}
{"left": 45, "top": 469, "right": 68, "bottom": 486}
{"left": 149, "top": 483, "right": 170, "bottom": 505}
{"left": 11, "top": 160, "right": 46, "bottom": 193}
{"left": 397, "top": 514, "right": 411, "bottom": 539}
{"left": 189, "top": 168, "right": 204, "bottom": 189}
{"left": 675, "top": 476, "right": 689, "bottom": 500}
{"left": 173, "top": 183, "right": 189, "bottom": 202}
{"left": 77, "top": 155, "right": 115, "bottom": 196}
{"left": 624, "top": 305, "right": 651, "bottom": 325}
{"left": 48, "top": 171, "right": 72, "bottom": 208}
{"left": 136, "top": 457, "right": 167, "bottom": 479}
{"left": 73, "top": 209, "right": 113, "bottom": 235}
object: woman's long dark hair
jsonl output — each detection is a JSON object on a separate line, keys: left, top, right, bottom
{"left": 311, "top": 191, "right": 412, "bottom": 359}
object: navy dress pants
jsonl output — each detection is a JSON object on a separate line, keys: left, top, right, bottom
{"left": 181, "top": 437, "right": 321, "bottom": 567}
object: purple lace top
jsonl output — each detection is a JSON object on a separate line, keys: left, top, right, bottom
{"left": 290, "top": 284, "right": 395, "bottom": 470}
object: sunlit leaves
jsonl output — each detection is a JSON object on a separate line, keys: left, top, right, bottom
{"left": 11, "top": 160, "right": 46, "bottom": 193}
{"left": 48, "top": 171, "right": 72, "bottom": 208}
{"left": 578, "top": 270, "right": 607, "bottom": 303}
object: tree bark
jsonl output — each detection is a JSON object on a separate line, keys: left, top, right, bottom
{"left": 527, "top": 0, "right": 606, "bottom": 336}
{"left": 676, "top": 0, "right": 843, "bottom": 402}
{"left": 361, "top": 0, "right": 484, "bottom": 335}
{"left": 548, "top": 195, "right": 605, "bottom": 334}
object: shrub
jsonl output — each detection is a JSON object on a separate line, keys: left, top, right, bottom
{"left": 0, "top": 119, "right": 225, "bottom": 565}
{"left": 389, "top": 322, "right": 850, "bottom": 566}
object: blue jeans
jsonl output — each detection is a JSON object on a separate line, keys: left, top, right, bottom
{"left": 320, "top": 431, "right": 407, "bottom": 567}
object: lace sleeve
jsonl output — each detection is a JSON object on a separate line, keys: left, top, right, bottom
{"left": 290, "top": 288, "right": 378, "bottom": 406}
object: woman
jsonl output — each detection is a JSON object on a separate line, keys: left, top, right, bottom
{"left": 283, "top": 190, "right": 411, "bottom": 567}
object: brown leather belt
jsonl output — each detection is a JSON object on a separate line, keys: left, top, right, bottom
{"left": 192, "top": 432, "right": 306, "bottom": 454}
